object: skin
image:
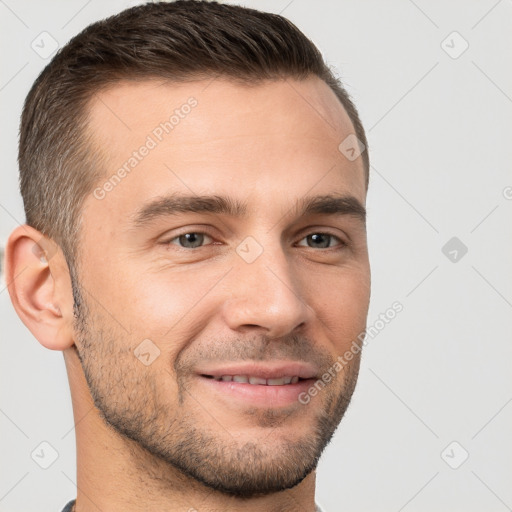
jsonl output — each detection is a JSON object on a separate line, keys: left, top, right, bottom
{"left": 6, "top": 76, "right": 370, "bottom": 512}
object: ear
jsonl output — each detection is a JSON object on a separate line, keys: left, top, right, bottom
{"left": 4, "top": 225, "right": 75, "bottom": 351}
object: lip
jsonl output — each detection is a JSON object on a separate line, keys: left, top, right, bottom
{"left": 196, "top": 361, "right": 319, "bottom": 380}
{"left": 195, "top": 361, "right": 319, "bottom": 408}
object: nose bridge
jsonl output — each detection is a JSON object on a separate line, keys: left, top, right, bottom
{"left": 221, "top": 233, "right": 312, "bottom": 336}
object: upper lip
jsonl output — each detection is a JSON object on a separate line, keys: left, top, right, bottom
{"left": 196, "top": 361, "right": 319, "bottom": 380}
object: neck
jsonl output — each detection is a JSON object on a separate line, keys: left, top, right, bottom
{"left": 64, "top": 348, "right": 318, "bottom": 512}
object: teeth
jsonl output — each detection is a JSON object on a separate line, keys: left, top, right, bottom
{"left": 249, "top": 376, "right": 267, "bottom": 385}
{"left": 267, "top": 377, "right": 286, "bottom": 386}
{"left": 214, "top": 375, "right": 301, "bottom": 385}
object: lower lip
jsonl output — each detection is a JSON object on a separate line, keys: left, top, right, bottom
{"left": 196, "top": 376, "right": 315, "bottom": 408}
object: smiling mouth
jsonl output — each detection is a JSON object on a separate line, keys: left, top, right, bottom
{"left": 201, "top": 374, "right": 305, "bottom": 385}
{"left": 196, "top": 363, "right": 319, "bottom": 407}
{"left": 197, "top": 373, "right": 316, "bottom": 409}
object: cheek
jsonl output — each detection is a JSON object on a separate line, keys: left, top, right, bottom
{"left": 106, "top": 266, "right": 230, "bottom": 357}
{"left": 310, "top": 266, "right": 370, "bottom": 348}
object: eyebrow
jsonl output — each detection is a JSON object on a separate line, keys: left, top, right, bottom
{"left": 130, "top": 193, "right": 366, "bottom": 229}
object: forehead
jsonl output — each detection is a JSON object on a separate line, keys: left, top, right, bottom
{"left": 84, "top": 77, "right": 366, "bottom": 226}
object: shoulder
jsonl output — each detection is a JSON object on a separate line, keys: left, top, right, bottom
{"left": 60, "top": 499, "right": 75, "bottom": 512}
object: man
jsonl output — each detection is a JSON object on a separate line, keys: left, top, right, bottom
{"left": 5, "top": 1, "right": 370, "bottom": 510}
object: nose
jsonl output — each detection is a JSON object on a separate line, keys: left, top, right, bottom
{"left": 220, "top": 238, "right": 313, "bottom": 339}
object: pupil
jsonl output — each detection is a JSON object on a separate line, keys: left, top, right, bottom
{"left": 180, "top": 233, "right": 203, "bottom": 248}
{"left": 310, "top": 234, "right": 328, "bottom": 248}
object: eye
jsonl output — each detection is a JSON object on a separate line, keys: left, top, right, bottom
{"left": 161, "top": 231, "right": 346, "bottom": 251}
{"left": 164, "top": 232, "right": 214, "bottom": 249}
{"left": 296, "top": 233, "right": 345, "bottom": 250}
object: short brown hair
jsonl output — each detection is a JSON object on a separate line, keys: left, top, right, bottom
{"left": 18, "top": 0, "right": 369, "bottom": 276}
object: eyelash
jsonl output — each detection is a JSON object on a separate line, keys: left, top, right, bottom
{"left": 161, "top": 230, "right": 347, "bottom": 251}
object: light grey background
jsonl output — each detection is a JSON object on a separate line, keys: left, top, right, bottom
{"left": 1, "top": 1, "right": 511, "bottom": 511}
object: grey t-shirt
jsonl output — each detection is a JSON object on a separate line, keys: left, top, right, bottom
{"left": 61, "top": 500, "right": 74, "bottom": 512}
{"left": 61, "top": 499, "right": 325, "bottom": 511}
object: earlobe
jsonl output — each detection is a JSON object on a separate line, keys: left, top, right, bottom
{"left": 5, "top": 225, "right": 75, "bottom": 351}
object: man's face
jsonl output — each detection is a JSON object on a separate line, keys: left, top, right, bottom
{"left": 73, "top": 77, "right": 370, "bottom": 496}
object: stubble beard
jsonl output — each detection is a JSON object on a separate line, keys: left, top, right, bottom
{"left": 70, "top": 276, "right": 361, "bottom": 498}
